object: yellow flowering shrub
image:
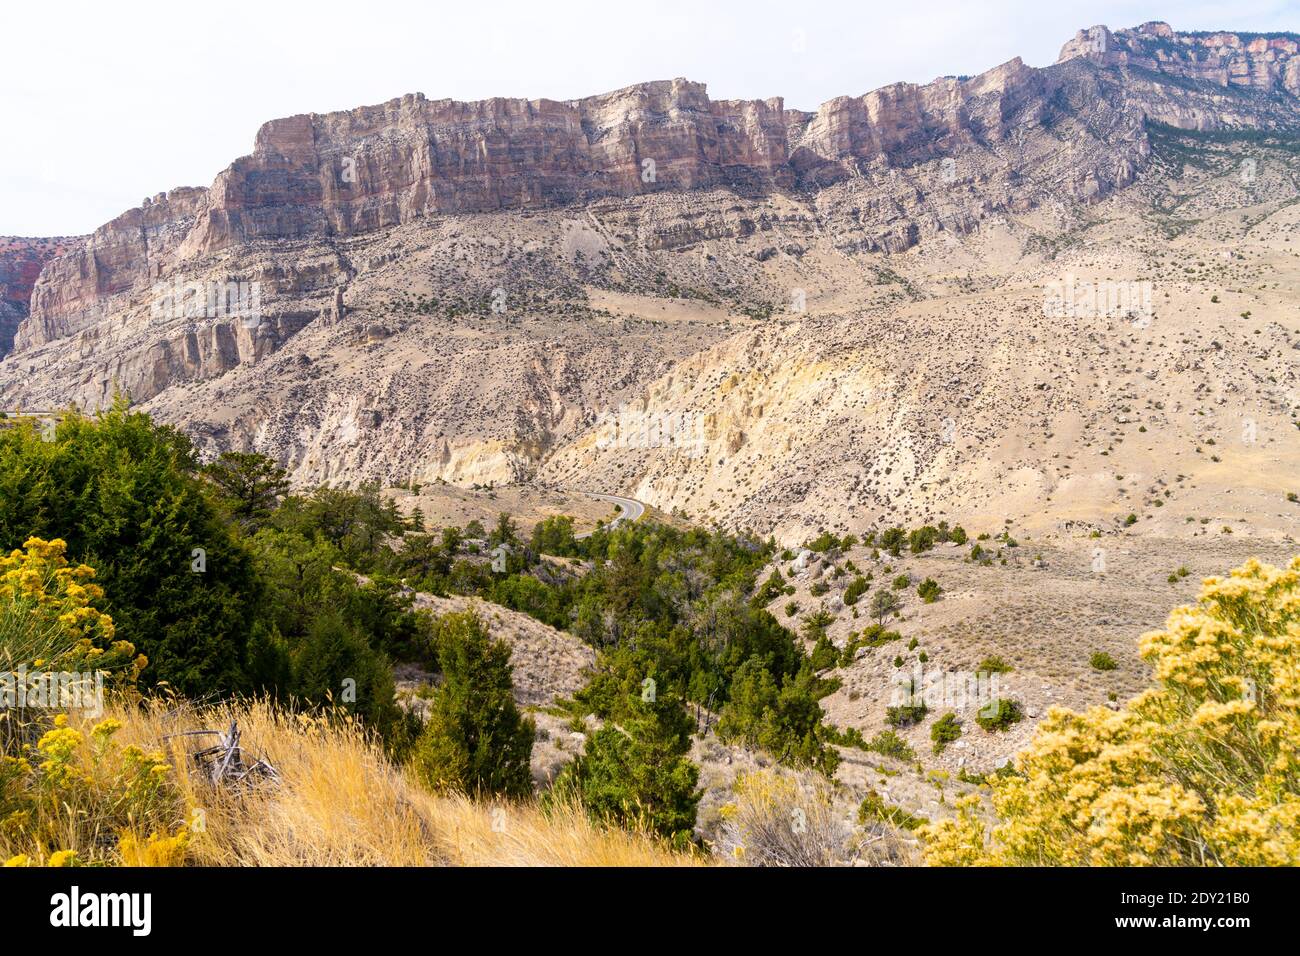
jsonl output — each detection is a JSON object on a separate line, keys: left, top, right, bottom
{"left": 117, "top": 824, "right": 190, "bottom": 867}
{"left": 0, "top": 714, "right": 185, "bottom": 865}
{"left": 0, "top": 540, "right": 181, "bottom": 865}
{"left": 0, "top": 537, "right": 142, "bottom": 678}
{"left": 923, "top": 557, "right": 1300, "bottom": 866}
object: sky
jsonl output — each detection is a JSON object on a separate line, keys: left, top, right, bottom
{"left": 4, "top": 0, "right": 1298, "bottom": 236}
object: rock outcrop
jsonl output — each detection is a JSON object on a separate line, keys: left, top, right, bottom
{"left": 0, "top": 236, "right": 82, "bottom": 358}
{"left": 1060, "top": 22, "right": 1300, "bottom": 97}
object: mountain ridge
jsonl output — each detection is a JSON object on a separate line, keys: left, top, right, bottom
{"left": 2, "top": 21, "right": 1299, "bottom": 544}
{"left": 12, "top": 22, "right": 1300, "bottom": 360}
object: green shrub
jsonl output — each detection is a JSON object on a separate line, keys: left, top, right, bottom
{"left": 1090, "top": 651, "right": 1118, "bottom": 671}
{"left": 809, "top": 635, "right": 839, "bottom": 671}
{"left": 858, "top": 789, "right": 927, "bottom": 830}
{"left": 880, "top": 527, "right": 907, "bottom": 557}
{"left": 0, "top": 400, "right": 262, "bottom": 696}
{"left": 412, "top": 612, "right": 535, "bottom": 797}
{"left": 843, "top": 575, "right": 870, "bottom": 606}
{"left": 976, "top": 655, "right": 1013, "bottom": 674}
{"left": 908, "top": 526, "right": 938, "bottom": 554}
{"left": 550, "top": 697, "right": 699, "bottom": 846}
{"left": 886, "top": 697, "right": 928, "bottom": 727}
{"left": 530, "top": 514, "right": 580, "bottom": 556}
{"left": 865, "top": 729, "right": 915, "bottom": 761}
{"left": 717, "top": 658, "right": 839, "bottom": 774}
{"left": 930, "top": 712, "right": 962, "bottom": 753}
{"left": 752, "top": 568, "right": 787, "bottom": 606}
{"left": 975, "top": 698, "right": 1023, "bottom": 733}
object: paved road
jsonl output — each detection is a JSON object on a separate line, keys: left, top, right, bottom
{"left": 575, "top": 492, "right": 646, "bottom": 538}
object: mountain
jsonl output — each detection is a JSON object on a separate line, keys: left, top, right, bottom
{"left": 0, "top": 236, "right": 82, "bottom": 359}
{"left": 3, "top": 21, "right": 1300, "bottom": 539}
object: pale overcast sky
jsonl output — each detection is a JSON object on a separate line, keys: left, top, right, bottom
{"left": 4, "top": 0, "right": 1297, "bottom": 236}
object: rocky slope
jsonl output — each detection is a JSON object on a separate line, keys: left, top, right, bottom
{"left": 3, "top": 22, "right": 1300, "bottom": 527}
{"left": 541, "top": 125, "right": 1300, "bottom": 543}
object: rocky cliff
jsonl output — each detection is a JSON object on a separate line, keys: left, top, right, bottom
{"left": 1060, "top": 21, "right": 1300, "bottom": 96}
{"left": 3, "top": 21, "right": 1300, "bottom": 495}
{"left": 0, "top": 236, "right": 83, "bottom": 360}
{"left": 15, "top": 22, "right": 1300, "bottom": 360}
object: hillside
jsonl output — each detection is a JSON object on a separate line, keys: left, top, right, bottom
{"left": 2, "top": 23, "right": 1299, "bottom": 522}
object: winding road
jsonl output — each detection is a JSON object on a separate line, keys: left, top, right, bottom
{"left": 575, "top": 492, "right": 646, "bottom": 539}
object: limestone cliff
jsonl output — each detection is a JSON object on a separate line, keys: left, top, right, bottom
{"left": 0, "top": 236, "right": 82, "bottom": 358}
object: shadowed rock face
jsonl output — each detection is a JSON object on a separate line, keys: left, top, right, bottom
{"left": 0, "top": 236, "right": 83, "bottom": 358}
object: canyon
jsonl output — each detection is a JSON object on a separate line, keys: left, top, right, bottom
{"left": 2, "top": 21, "right": 1299, "bottom": 544}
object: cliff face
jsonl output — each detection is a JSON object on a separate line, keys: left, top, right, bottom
{"left": 1060, "top": 21, "right": 1300, "bottom": 96}
{"left": 15, "top": 23, "right": 1300, "bottom": 358}
{"left": 0, "top": 236, "right": 83, "bottom": 358}
{"left": 162, "top": 80, "right": 797, "bottom": 260}
{"left": 4, "top": 21, "right": 1300, "bottom": 487}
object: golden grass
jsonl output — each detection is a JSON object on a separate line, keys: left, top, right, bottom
{"left": 94, "top": 698, "right": 701, "bottom": 867}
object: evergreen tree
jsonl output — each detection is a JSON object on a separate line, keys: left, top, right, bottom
{"left": 880, "top": 526, "right": 907, "bottom": 557}
{"left": 0, "top": 399, "right": 260, "bottom": 695}
{"left": 552, "top": 696, "right": 700, "bottom": 845}
{"left": 870, "top": 588, "right": 902, "bottom": 625}
{"left": 202, "top": 451, "right": 289, "bottom": 528}
{"left": 274, "top": 484, "right": 404, "bottom": 570}
{"left": 530, "top": 514, "right": 578, "bottom": 556}
{"left": 289, "top": 608, "right": 400, "bottom": 733}
{"left": 413, "top": 612, "right": 534, "bottom": 797}
{"left": 488, "top": 511, "right": 519, "bottom": 548}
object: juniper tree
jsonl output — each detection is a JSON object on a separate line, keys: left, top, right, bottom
{"left": 413, "top": 612, "right": 534, "bottom": 798}
{"left": 202, "top": 451, "right": 289, "bottom": 528}
{"left": 552, "top": 695, "right": 699, "bottom": 844}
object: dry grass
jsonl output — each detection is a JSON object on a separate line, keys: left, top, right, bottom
{"left": 93, "top": 698, "right": 700, "bottom": 867}
{"left": 711, "top": 768, "right": 920, "bottom": 866}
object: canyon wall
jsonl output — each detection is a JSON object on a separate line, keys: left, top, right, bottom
{"left": 1060, "top": 21, "right": 1300, "bottom": 96}
{"left": 15, "top": 22, "right": 1300, "bottom": 358}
